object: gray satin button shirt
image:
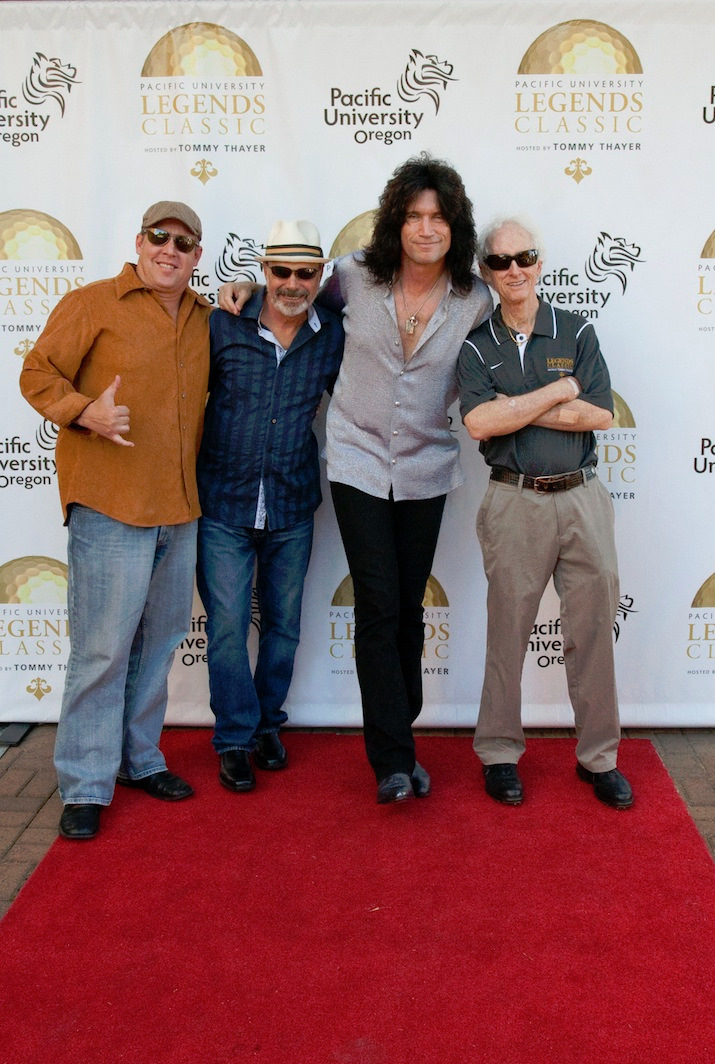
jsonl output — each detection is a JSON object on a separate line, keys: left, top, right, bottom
{"left": 325, "top": 253, "right": 492, "bottom": 501}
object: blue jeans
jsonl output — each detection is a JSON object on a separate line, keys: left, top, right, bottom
{"left": 54, "top": 505, "right": 197, "bottom": 805}
{"left": 196, "top": 515, "right": 314, "bottom": 754}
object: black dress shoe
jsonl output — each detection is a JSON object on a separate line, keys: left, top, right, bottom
{"left": 376, "top": 772, "right": 414, "bottom": 804}
{"left": 483, "top": 763, "right": 524, "bottom": 805}
{"left": 411, "top": 761, "right": 431, "bottom": 797}
{"left": 219, "top": 750, "right": 256, "bottom": 792}
{"left": 118, "top": 769, "right": 193, "bottom": 801}
{"left": 254, "top": 732, "right": 288, "bottom": 771}
{"left": 59, "top": 804, "right": 101, "bottom": 840}
{"left": 577, "top": 764, "right": 634, "bottom": 809}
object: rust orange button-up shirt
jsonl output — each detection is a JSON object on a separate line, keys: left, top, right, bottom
{"left": 19, "top": 262, "right": 211, "bottom": 526}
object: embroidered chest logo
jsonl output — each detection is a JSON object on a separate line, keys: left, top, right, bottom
{"left": 546, "top": 357, "right": 574, "bottom": 373}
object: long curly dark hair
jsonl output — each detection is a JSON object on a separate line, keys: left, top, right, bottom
{"left": 362, "top": 153, "right": 477, "bottom": 294}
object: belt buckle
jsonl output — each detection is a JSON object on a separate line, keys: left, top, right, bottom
{"left": 533, "top": 475, "right": 554, "bottom": 494}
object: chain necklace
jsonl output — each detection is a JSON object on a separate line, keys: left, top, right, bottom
{"left": 502, "top": 314, "right": 533, "bottom": 346}
{"left": 504, "top": 322, "right": 528, "bottom": 346}
{"left": 398, "top": 275, "right": 443, "bottom": 335}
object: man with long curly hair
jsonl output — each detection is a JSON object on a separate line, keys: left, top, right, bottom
{"left": 322, "top": 154, "right": 492, "bottom": 803}
{"left": 219, "top": 155, "right": 492, "bottom": 804}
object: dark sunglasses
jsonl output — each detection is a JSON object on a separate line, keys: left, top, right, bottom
{"left": 142, "top": 227, "right": 200, "bottom": 253}
{"left": 267, "top": 264, "right": 320, "bottom": 280}
{"left": 484, "top": 249, "right": 539, "bottom": 271}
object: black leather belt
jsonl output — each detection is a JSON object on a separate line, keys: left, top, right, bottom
{"left": 490, "top": 466, "right": 596, "bottom": 494}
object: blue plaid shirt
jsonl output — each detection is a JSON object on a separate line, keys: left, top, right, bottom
{"left": 197, "top": 293, "right": 344, "bottom": 530}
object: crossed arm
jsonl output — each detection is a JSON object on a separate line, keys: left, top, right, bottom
{"left": 463, "top": 376, "right": 613, "bottom": 442}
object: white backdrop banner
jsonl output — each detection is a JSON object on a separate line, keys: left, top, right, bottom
{"left": 1, "top": 1, "right": 713, "bottom": 728}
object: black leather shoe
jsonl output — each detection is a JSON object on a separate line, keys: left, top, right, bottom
{"left": 59, "top": 804, "right": 101, "bottom": 840}
{"left": 118, "top": 769, "right": 193, "bottom": 801}
{"left": 483, "top": 763, "right": 524, "bottom": 805}
{"left": 254, "top": 732, "right": 288, "bottom": 771}
{"left": 376, "top": 772, "right": 414, "bottom": 804}
{"left": 219, "top": 750, "right": 256, "bottom": 792}
{"left": 577, "top": 764, "right": 634, "bottom": 809}
{"left": 411, "top": 761, "right": 431, "bottom": 797}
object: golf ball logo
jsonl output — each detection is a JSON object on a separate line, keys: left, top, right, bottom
{"left": 141, "top": 22, "right": 262, "bottom": 77}
{"left": 693, "top": 575, "right": 715, "bottom": 610}
{"left": 139, "top": 23, "right": 265, "bottom": 142}
{"left": 514, "top": 20, "right": 644, "bottom": 143}
{"left": 0, "top": 209, "right": 82, "bottom": 260}
{"left": 331, "top": 574, "right": 448, "bottom": 609}
{"left": 0, "top": 556, "right": 67, "bottom": 604}
{"left": 611, "top": 392, "right": 635, "bottom": 429}
{"left": 696, "top": 230, "right": 715, "bottom": 317}
{"left": 0, "top": 210, "right": 84, "bottom": 334}
{"left": 519, "top": 20, "right": 642, "bottom": 75}
{"left": 329, "top": 212, "right": 377, "bottom": 259}
{"left": 687, "top": 574, "right": 715, "bottom": 667}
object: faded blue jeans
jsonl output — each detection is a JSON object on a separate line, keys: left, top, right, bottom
{"left": 54, "top": 505, "right": 197, "bottom": 805}
{"left": 196, "top": 515, "right": 313, "bottom": 754}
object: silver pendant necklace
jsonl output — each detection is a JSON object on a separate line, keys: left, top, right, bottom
{"left": 398, "top": 275, "right": 442, "bottom": 335}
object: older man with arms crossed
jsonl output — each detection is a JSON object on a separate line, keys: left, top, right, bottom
{"left": 457, "top": 216, "right": 633, "bottom": 809}
{"left": 197, "top": 220, "right": 343, "bottom": 792}
{"left": 20, "top": 201, "right": 210, "bottom": 839}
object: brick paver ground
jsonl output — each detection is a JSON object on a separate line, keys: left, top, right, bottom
{"left": 1, "top": 724, "right": 714, "bottom": 917}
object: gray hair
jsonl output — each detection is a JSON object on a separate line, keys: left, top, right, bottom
{"left": 477, "top": 215, "right": 545, "bottom": 265}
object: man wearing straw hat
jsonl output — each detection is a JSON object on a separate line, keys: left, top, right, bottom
{"left": 196, "top": 219, "right": 344, "bottom": 793}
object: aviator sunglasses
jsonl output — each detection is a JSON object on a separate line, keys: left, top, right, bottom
{"left": 484, "top": 249, "right": 539, "bottom": 271}
{"left": 141, "top": 227, "right": 200, "bottom": 253}
{"left": 267, "top": 264, "right": 320, "bottom": 280}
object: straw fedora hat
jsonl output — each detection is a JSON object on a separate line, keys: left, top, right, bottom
{"left": 259, "top": 219, "right": 330, "bottom": 264}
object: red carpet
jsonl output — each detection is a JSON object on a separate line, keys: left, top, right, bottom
{"left": 2, "top": 733, "right": 714, "bottom": 1064}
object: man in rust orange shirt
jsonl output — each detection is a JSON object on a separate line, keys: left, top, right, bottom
{"left": 20, "top": 201, "right": 211, "bottom": 840}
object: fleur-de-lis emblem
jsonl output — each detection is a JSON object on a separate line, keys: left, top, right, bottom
{"left": 190, "top": 159, "right": 218, "bottom": 185}
{"left": 26, "top": 677, "right": 52, "bottom": 701}
{"left": 15, "top": 339, "right": 35, "bottom": 359}
{"left": 565, "top": 158, "right": 592, "bottom": 184}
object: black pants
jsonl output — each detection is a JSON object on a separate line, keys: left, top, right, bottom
{"left": 330, "top": 482, "right": 446, "bottom": 781}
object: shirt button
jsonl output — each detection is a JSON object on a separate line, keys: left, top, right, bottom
{"left": 394, "top": 401, "right": 400, "bottom": 407}
{"left": 181, "top": 392, "right": 186, "bottom": 399}
{"left": 392, "top": 459, "right": 396, "bottom": 465}
{"left": 392, "top": 430, "right": 398, "bottom": 436}
{"left": 272, "top": 418, "right": 277, "bottom": 424}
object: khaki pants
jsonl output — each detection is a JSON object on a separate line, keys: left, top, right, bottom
{"left": 474, "top": 474, "right": 621, "bottom": 773}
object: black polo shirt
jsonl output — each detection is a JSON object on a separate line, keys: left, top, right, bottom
{"left": 457, "top": 299, "right": 613, "bottom": 477}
